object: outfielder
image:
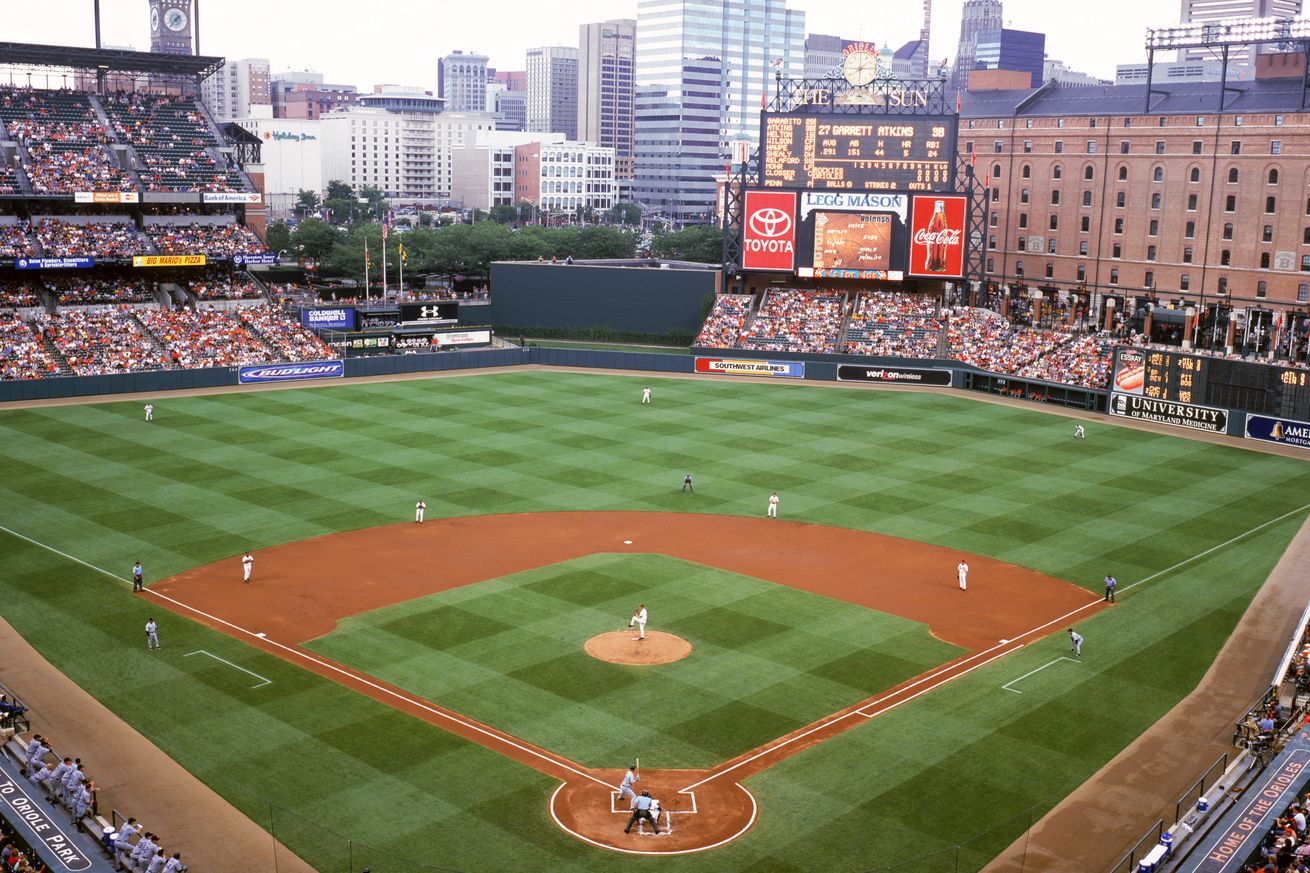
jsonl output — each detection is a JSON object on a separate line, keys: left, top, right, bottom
{"left": 1074, "top": 424, "right": 1085, "bottom": 439}
{"left": 144, "top": 403, "right": 153, "bottom": 422}
{"left": 630, "top": 604, "right": 648, "bottom": 640}
{"left": 617, "top": 764, "right": 639, "bottom": 808}
{"left": 957, "top": 560, "right": 969, "bottom": 591}
{"left": 146, "top": 618, "right": 160, "bottom": 651}
{"left": 641, "top": 387, "right": 652, "bottom": 404}
{"left": 767, "top": 492, "right": 779, "bottom": 518}
{"left": 415, "top": 499, "right": 426, "bottom": 523}
{"left": 242, "top": 551, "right": 254, "bottom": 584}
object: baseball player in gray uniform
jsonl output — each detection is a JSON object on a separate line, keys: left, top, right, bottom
{"left": 146, "top": 618, "right": 160, "bottom": 651}
{"left": 71, "top": 780, "right": 92, "bottom": 821}
{"left": 24, "top": 735, "right": 47, "bottom": 776}
{"left": 28, "top": 759, "right": 55, "bottom": 792}
{"left": 131, "top": 832, "right": 158, "bottom": 873}
{"left": 61, "top": 762, "right": 85, "bottom": 808}
{"left": 617, "top": 764, "right": 639, "bottom": 809}
{"left": 145, "top": 844, "right": 167, "bottom": 873}
{"left": 114, "top": 818, "right": 141, "bottom": 868}
{"left": 163, "top": 854, "right": 185, "bottom": 873}
{"left": 47, "top": 756, "right": 72, "bottom": 804}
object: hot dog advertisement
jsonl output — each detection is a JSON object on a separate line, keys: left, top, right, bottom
{"left": 1112, "top": 349, "right": 1146, "bottom": 396}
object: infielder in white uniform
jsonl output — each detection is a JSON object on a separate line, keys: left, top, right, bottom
{"left": 630, "top": 604, "right": 648, "bottom": 640}
{"left": 144, "top": 403, "right": 153, "bottom": 421}
{"left": 641, "top": 387, "right": 652, "bottom": 404}
{"left": 617, "top": 764, "right": 639, "bottom": 808}
{"left": 242, "top": 552, "right": 254, "bottom": 583}
{"left": 1074, "top": 424, "right": 1085, "bottom": 439}
{"left": 1068, "top": 628, "right": 1083, "bottom": 657}
{"left": 957, "top": 560, "right": 969, "bottom": 591}
{"left": 415, "top": 499, "right": 426, "bottom": 523}
{"left": 145, "top": 618, "right": 160, "bottom": 651}
{"left": 767, "top": 492, "right": 779, "bottom": 518}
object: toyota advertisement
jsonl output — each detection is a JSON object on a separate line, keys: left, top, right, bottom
{"left": 907, "top": 195, "right": 966, "bottom": 278}
{"left": 741, "top": 191, "right": 797, "bottom": 272}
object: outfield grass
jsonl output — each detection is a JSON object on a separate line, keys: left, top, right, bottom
{"left": 0, "top": 370, "right": 1308, "bottom": 872}
{"left": 307, "top": 553, "right": 961, "bottom": 768}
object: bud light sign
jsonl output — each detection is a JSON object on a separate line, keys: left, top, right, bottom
{"left": 238, "top": 360, "right": 345, "bottom": 384}
{"left": 908, "top": 195, "right": 966, "bottom": 278}
{"left": 742, "top": 190, "right": 796, "bottom": 272}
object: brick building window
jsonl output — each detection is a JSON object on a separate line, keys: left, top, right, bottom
{"left": 1112, "top": 243, "right": 1122, "bottom": 258}
{"left": 1302, "top": 255, "right": 1310, "bottom": 272}
{"left": 1223, "top": 223, "right": 1234, "bottom": 240}
{"left": 990, "top": 213, "right": 998, "bottom": 227}
{"left": 1048, "top": 239, "right": 1057, "bottom": 254}
{"left": 1192, "top": 140, "right": 1202, "bottom": 155}
{"left": 1020, "top": 188, "right": 1030, "bottom": 203}
{"left": 987, "top": 258, "right": 994, "bottom": 272}
{"left": 1046, "top": 262, "right": 1054, "bottom": 278}
{"left": 1023, "top": 141, "right": 1033, "bottom": 153}
{"left": 1225, "top": 195, "right": 1236, "bottom": 212}
{"left": 1257, "top": 281, "right": 1267, "bottom": 298}
{"left": 1019, "top": 213, "right": 1028, "bottom": 228}
{"left": 1051, "top": 190, "right": 1061, "bottom": 205}
{"left": 1188, "top": 194, "right": 1198, "bottom": 211}
{"left": 1183, "top": 247, "right": 1193, "bottom": 263}
{"left": 1118, "top": 166, "right": 1128, "bottom": 181}
{"left": 1218, "top": 278, "right": 1228, "bottom": 293}
{"left": 1151, "top": 193, "right": 1162, "bottom": 209}
{"left": 1077, "top": 265, "right": 1087, "bottom": 281}
{"left": 1120, "top": 140, "right": 1130, "bottom": 154}
{"left": 1083, "top": 190, "right": 1093, "bottom": 206}
{"left": 1080, "top": 241, "right": 1089, "bottom": 255}
{"left": 1084, "top": 165, "right": 1094, "bottom": 180}
{"left": 994, "top": 141, "right": 1003, "bottom": 153}
{"left": 994, "top": 163, "right": 1003, "bottom": 177}
{"left": 1054, "top": 141, "right": 1064, "bottom": 153}
{"left": 1110, "top": 269, "right": 1119, "bottom": 285}
{"left": 1053, "top": 165, "right": 1063, "bottom": 179}
{"left": 1020, "top": 163, "right": 1030, "bottom": 178}
{"left": 1303, "top": 227, "right": 1310, "bottom": 245}
{"left": 989, "top": 234, "right": 997, "bottom": 249}
{"left": 1116, "top": 191, "right": 1126, "bottom": 207}
{"left": 1147, "top": 245, "right": 1157, "bottom": 261}
{"left": 1049, "top": 215, "right": 1059, "bottom": 230}
{"left": 1189, "top": 167, "right": 1200, "bottom": 182}
{"left": 1153, "top": 166, "right": 1164, "bottom": 182}
{"left": 1261, "top": 252, "right": 1272, "bottom": 268}
{"left": 1221, "top": 249, "right": 1231, "bottom": 266}
{"left": 1155, "top": 141, "right": 1165, "bottom": 154}
{"left": 1272, "top": 141, "right": 1283, "bottom": 155}
{"left": 1081, "top": 216, "right": 1091, "bottom": 232}
{"left": 1266, "top": 196, "right": 1277, "bottom": 213}
{"left": 1114, "top": 218, "right": 1124, "bottom": 233}
{"left": 1149, "top": 219, "right": 1159, "bottom": 235}
{"left": 1269, "top": 168, "right": 1280, "bottom": 185}
{"left": 1185, "top": 221, "right": 1195, "bottom": 238}
{"left": 1018, "top": 238, "right": 1026, "bottom": 251}
{"left": 1181, "top": 274, "right": 1190, "bottom": 290}
{"left": 1231, "top": 141, "right": 1241, "bottom": 155}
{"left": 1264, "top": 225, "right": 1274, "bottom": 242}
{"left": 1299, "top": 284, "right": 1308, "bottom": 303}
{"left": 1016, "top": 260, "right": 1024, "bottom": 276}
{"left": 1087, "top": 141, "right": 1096, "bottom": 154}
{"left": 1228, "top": 167, "right": 1239, "bottom": 183}
{"left": 1145, "top": 271, "right": 1154, "bottom": 288}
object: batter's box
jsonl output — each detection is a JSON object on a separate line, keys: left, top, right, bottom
{"left": 609, "top": 790, "right": 699, "bottom": 836}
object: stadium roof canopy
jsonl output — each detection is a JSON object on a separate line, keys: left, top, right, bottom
{"left": 0, "top": 42, "right": 224, "bottom": 80}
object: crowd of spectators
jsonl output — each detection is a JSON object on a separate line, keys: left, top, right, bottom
{"left": 1017, "top": 332, "right": 1114, "bottom": 388}
{"left": 0, "top": 89, "right": 132, "bottom": 194}
{"left": 239, "top": 306, "right": 334, "bottom": 361}
{"left": 739, "top": 289, "right": 846, "bottom": 354}
{"left": 35, "top": 311, "right": 169, "bottom": 376}
{"left": 0, "top": 831, "right": 41, "bottom": 873}
{"left": 694, "top": 295, "right": 753, "bottom": 348}
{"left": 1241, "top": 788, "right": 1310, "bottom": 872}
{"left": 843, "top": 291, "right": 942, "bottom": 357}
{"left": 0, "top": 223, "right": 36, "bottom": 258}
{"left": 136, "top": 308, "right": 280, "bottom": 368}
{"left": 42, "top": 275, "right": 150, "bottom": 306}
{"left": 0, "top": 165, "right": 19, "bottom": 196}
{"left": 0, "top": 280, "right": 41, "bottom": 308}
{"left": 189, "top": 271, "right": 263, "bottom": 301}
{"left": 33, "top": 219, "right": 148, "bottom": 259}
{"left": 0, "top": 314, "right": 61, "bottom": 379}
{"left": 146, "top": 222, "right": 263, "bottom": 257}
{"left": 104, "top": 91, "right": 241, "bottom": 192}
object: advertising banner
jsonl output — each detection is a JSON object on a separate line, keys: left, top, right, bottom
{"left": 432, "top": 329, "right": 492, "bottom": 347}
{"left": 1111, "top": 348, "right": 1146, "bottom": 395}
{"left": 300, "top": 307, "right": 356, "bottom": 331}
{"left": 74, "top": 191, "right": 138, "bottom": 204}
{"left": 358, "top": 311, "right": 400, "bottom": 329}
{"left": 399, "top": 302, "right": 459, "bottom": 324}
{"left": 694, "top": 357, "right": 804, "bottom": 378}
{"left": 1245, "top": 414, "right": 1310, "bottom": 450}
{"left": 837, "top": 364, "right": 952, "bottom": 386}
{"left": 232, "top": 252, "right": 278, "bottom": 266}
{"left": 0, "top": 776, "right": 93, "bottom": 871}
{"left": 392, "top": 333, "right": 435, "bottom": 351}
{"left": 907, "top": 195, "right": 966, "bottom": 278}
{"left": 331, "top": 334, "right": 391, "bottom": 352}
{"left": 14, "top": 257, "right": 94, "bottom": 270}
{"left": 1109, "top": 392, "right": 1228, "bottom": 433}
{"left": 799, "top": 191, "right": 907, "bottom": 222}
{"left": 237, "top": 360, "right": 344, "bottom": 384}
{"left": 133, "top": 255, "right": 207, "bottom": 268}
{"left": 742, "top": 190, "right": 797, "bottom": 272}
{"left": 202, "top": 192, "right": 262, "bottom": 204}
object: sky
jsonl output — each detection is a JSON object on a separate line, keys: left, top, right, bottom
{"left": 6, "top": 0, "right": 1180, "bottom": 90}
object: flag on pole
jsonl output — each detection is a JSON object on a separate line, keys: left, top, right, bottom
{"left": 956, "top": 90, "right": 962, "bottom": 113}
{"left": 399, "top": 241, "right": 407, "bottom": 265}
{"left": 364, "top": 237, "right": 371, "bottom": 270}
{"left": 382, "top": 223, "right": 389, "bottom": 242}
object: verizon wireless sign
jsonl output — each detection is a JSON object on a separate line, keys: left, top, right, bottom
{"left": 742, "top": 190, "right": 796, "bottom": 272}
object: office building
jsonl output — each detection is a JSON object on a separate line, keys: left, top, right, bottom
{"left": 452, "top": 130, "right": 564, "bottom": 211}
{"left": 439, "top": 51, "right": 490, "bottom": 113}
{"left": 1114, "top": 59, "right": 1249, "bottom": 85}
{"left": 892, "top": 40, "right": 931, "bottom": 80}
{"left": 974, "top": 28, "right": 1046, "bottom": 88}
{"left": 526, "top": 46, "right": 579, "bottom": 140}
{"left": 1044, "top": 57, "right": 1107, "bottom": 87}
{"left": 201, "top": 58, "right": 272, "bottom": 122}
{"left": 804, "top": 34, "right": 848, "bottom": 79}
{"left": 579, "top": 20, "right": 635, "bottom": 182}
{"left": 1180, "top": 0, "right": 1303, "bottom": 61}
{"left": 635, "top": 0, "right": 805, "bottom": 146}
{"left": 495, "top": 90, "right": 528, "bottom": 132}
{"left": 514, "top": 139, "right": 617, "bottom": 216}
{"left": 232, "top": 117, "right": 324, "bottom": 219}
{"left": 271, "top": 71, "right": 360, "bottom": 121}
{"left": 962, "top": 58, "right": 1310, "bottom": 309}
{"left": 952, "top": 0, "right": 1003, "bottom": 92}
{"left": 633, "top": 56, "right": 725, "bottom": 222}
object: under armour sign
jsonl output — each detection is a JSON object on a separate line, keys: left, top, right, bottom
{"left": 742, "top": 191, "right": 797, "bottom": 272}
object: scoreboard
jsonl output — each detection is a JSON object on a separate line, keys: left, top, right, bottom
{"left": 1112, "top": 347, "right": 1310, "bottom": 421}
{"left": 760, "top": 112, "right": 955, "bottom": 192}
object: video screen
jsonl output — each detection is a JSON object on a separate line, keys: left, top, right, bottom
{"left": 812, "top": 212, "right": 891, "bottom": 272}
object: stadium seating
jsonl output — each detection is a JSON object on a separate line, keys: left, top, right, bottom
{"left": 147, "top": 222, "right": 264, "bottom": 257}
{"left": 136, "top": 308, "right": 280, "bottom": 368}
{"left": 0, "top": 313, "right": 61, "bottom": 379}
{"left": 0, "top": 163, "right": 19, "bottom": 195}
{"left": 103, "top": 92, "right": 244, "bottom": 192}
{"left": 239, "top": 305, "right": 334, "bottom": 360}
{"left": 34, "top": 218, "right": 149, "bottom": 259}
{"left": 739, "top": 289, "right": 846, "bottom": 354}
{"left": 0, "top": 279, "right": 42, "bottom": 308}
{"left": 35, "top": 310, "right": 170, "bottom": 375}
{"left": 0, "top": 222, "right": 37, "bottom": 258}
{"left": 43, "top": 275, "right": 151, "bottom": 305}
{"left": 843, "top": 291, "right": 942, "bottom": 357}
{"left": 0, "top": 88, "right": 133, "bottom": 194}
{"left": 694, "top": 295, "right": 754, "bottom": 348}
{"left": 189, "top": 270, "right": 264, "bottom": 301}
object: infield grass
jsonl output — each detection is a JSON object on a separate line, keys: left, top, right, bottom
{"left": 0, "top": 369, "right": 1308, "bottom": 872}
{"left": 307, "top": 553, "right": 961, "bottom": 767}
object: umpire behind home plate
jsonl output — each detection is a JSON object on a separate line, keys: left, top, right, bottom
{"left": 625, "top": 790, "right": 660, "bottom": 835}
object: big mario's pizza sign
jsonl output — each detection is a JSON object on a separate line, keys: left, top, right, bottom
{"left": 742, "top": 191, "right": 796, "bottom": 272}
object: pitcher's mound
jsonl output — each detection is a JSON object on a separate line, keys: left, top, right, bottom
{"left": 584, "top": 631, "right": 692, "bottom": 665}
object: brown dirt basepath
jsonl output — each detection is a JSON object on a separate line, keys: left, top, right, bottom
{"left": 0, "top": 619, "right": 314, "bottom": 873}
{"left": 984, "top": 512, "right": 1310, "bottom": 872}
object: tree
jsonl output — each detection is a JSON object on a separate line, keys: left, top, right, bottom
{"left": 265, "top": 220, "right": 292, "bottom": 255}
{"left": 294, "top": 189, "right": 322, "bottom": 219}
{"left": 575, "top": 226, "right": 636, "bottom": 259}
{"left": 606, "top": 202, "right": 642, "bottom": 226}
{"left": 489, "top": 204, "right": 518, "bottom": 225}
{"left": 649, "top": 225, "right": 726, "bottom": 263}
{"left": 292, "top": 218, "right": 341, "bottom": 264}
{"left": 323, "top": 179, "right": 356, "bottom": 224}
{"left": 358, "top": 185, "right": 388, "bottom": 222}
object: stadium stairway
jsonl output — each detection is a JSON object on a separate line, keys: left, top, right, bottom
{"left": 129, "top": 311, "right": 174, "bottom": 358}
{"left": 0, "top": 143, "right": 35, "bottom": 196}
{"left": 34, "top": 324, "right": 74, "bottom": 376}
{"left": 242, "top": 270, "right": 272, "bottom": 301}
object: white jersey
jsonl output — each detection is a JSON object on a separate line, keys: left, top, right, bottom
{"left": 635, "top": 607, "right": 647, "bottom": 625}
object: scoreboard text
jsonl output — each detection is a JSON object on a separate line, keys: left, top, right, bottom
{"left": 761, "top": 113, "right": 954, "bottom": 192}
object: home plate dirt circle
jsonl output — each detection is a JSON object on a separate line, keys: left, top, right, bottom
{"left": 584, "top": 631, "right": 692, "bottom": 665}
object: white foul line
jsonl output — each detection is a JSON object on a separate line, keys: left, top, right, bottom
{"left": 1001, "top": 657, "right": 1079, "bottom": 694}
{"left": 183, "top": 649, "right": 272, "bottom": 688}
{"left": 860, "top": 644, "right": 1025, "bottom": 715}
{"left": 0, "top": 524, "right": 129, "bottom": 586}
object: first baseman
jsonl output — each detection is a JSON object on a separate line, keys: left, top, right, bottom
{"left": 242, "top": 551, "right": 254, "bottom": 583}
{"left": 617, "top": 764, "right": 639, "bottom": 808}
{"left": 957, "top": 560, "right": 969, "bottom": 591}
{"left": 630, "top": 604, "right": 648, "bottom": 640}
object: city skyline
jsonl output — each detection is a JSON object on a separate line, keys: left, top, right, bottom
{"left": 5, "top": 0, "right": 1217, "bottom": 94}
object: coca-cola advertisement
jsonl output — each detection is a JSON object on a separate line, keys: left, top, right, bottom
{"left": 741, "top": 191, "right": 797, "bottom": 272}
{"left": 908, "top": 195, "right": 967, "bottom": 278}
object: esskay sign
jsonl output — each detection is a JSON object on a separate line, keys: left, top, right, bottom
{"left": 837, "top": 364, "right": 951, "bottom": 387}
{"left": 742, "top": 190, "right": 796, "bottom": 272}
{"left": 238, "top": 360, "right": 345, "bottom": 384}
{"left": 0, "top": 777, "right": 92, "bottom": 870}
{"left": 908, "top": 195, "right": 966, "bottom": 278}
{"left": 1109, "top": 392, "right": 1228, "bottom": 433}
{"left": 695, "top": 357, "right": 804, "bottom": 378}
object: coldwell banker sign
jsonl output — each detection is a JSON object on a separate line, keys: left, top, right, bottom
{"left": 742, "top": 190, "right": 796, "bottom": 272}
{"left": 908, "top": 195, "right": 966, "bottom": 278}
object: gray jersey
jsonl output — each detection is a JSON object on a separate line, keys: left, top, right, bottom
{"left": 114, "top": 822, "right": 140, "bottom": 851}
{"left": 163, "top": 859, "right": 185, "bottom": 873}
{"left": 48, "top": 761, "right": 70, "bottom": 788}
{"left": 145, "top": 853, "right": 167, "bottom": 873}
{"left": 62, "top": 765, "right": 84, "bottom": 792}
{"left": 131, "top": 836, "right": 155, "bottom": 863}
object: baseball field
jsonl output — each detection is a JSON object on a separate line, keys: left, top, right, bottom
{"left": 1, "top": 368, "right": 1308, "bottom": 872}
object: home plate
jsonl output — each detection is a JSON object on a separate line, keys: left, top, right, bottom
{"left": 624, "top": 540, "right": 633, "bottom": 544}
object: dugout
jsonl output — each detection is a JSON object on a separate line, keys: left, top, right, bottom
{"left": 487, "top": 259, "right": 720, "bottom": 335}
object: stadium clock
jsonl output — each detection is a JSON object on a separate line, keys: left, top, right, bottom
{"left": 150, "top": 7, "right": 160, "bottom": 32}
{"left": 164, "top": 7, "right": 189, "bottom": 32}
{"left": 842, "top": 50, "right": 878, "bottom": 86}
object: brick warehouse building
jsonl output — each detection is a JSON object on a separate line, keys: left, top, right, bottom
{"left": 962, "top": 55, "right": 1310, "bottom": 325}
